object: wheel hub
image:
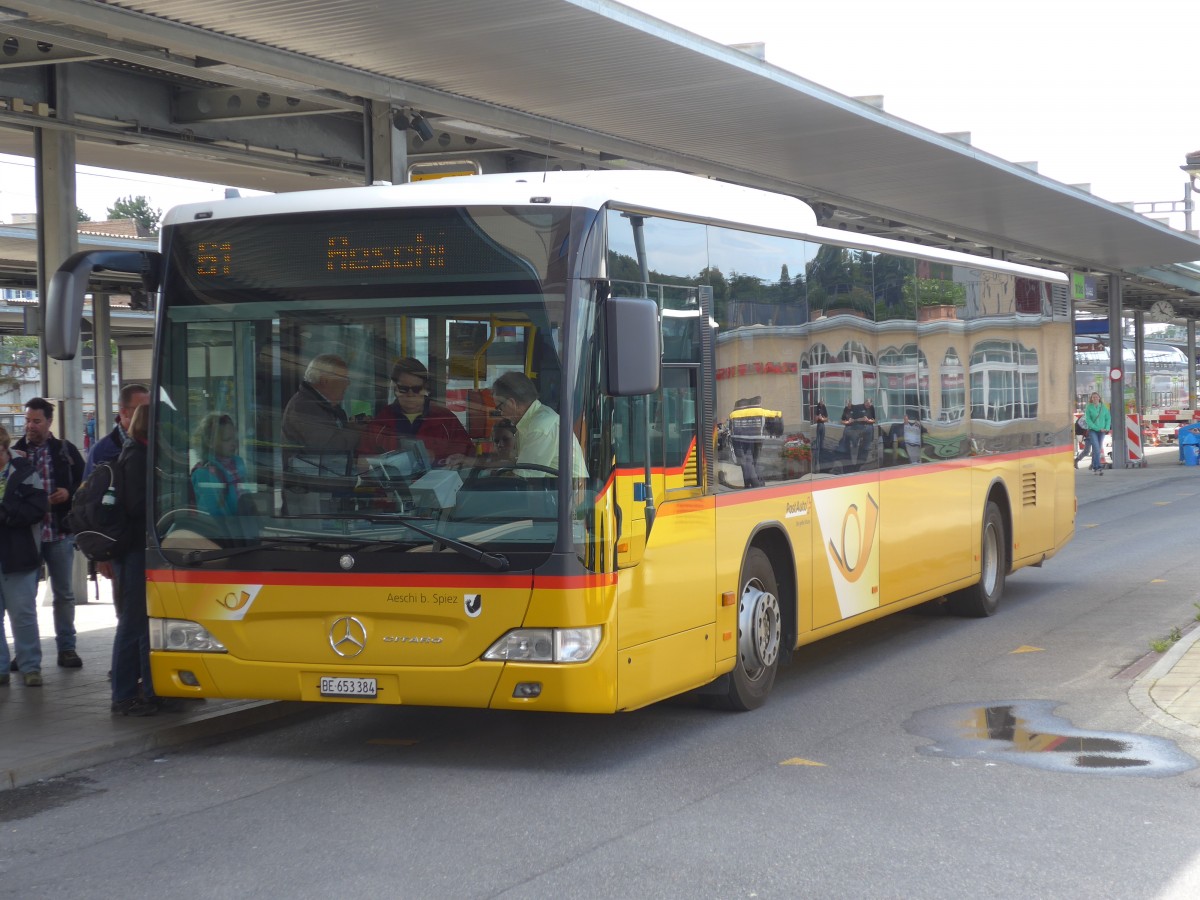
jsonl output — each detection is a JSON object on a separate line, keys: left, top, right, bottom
{"left": 738, "top": 579, "right": 781, "bottom": 679}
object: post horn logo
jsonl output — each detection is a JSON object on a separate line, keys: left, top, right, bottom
{"left": 829, "top": 493, "right": 879, "bottom": 583}
{"left": 216, "top": 590, "right": 253, "bottom": 611}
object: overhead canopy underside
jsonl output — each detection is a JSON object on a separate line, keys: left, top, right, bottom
{"left": 0, "top": 0, "right": 1197, "bottom": 312}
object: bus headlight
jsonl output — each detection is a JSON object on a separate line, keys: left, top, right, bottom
{"left": 483, "top": 626, "right": 601, "bottom": 663}
{"left": 150, "top": 618, "right": 228, "bottom": 653}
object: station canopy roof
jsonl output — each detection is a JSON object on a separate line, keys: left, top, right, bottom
{"left": 1, "top": 0, "right": 1199, "bottom": 314}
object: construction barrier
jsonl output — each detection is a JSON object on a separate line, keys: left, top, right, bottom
{"left": 1125, "top": 414, "right": 1144, "bottom": 467}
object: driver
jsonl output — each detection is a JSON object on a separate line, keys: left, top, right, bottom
{"left": 449, "top": 372, "right": 586, "bottom": 478}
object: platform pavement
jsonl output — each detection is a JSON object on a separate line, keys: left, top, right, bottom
{"left": 2, "top": 444, "right": 1200, "bottom": 790}
{"left": 1, "top": 578, "right": 310, "bottom": 791}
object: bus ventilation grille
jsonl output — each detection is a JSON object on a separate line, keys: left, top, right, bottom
{"left": 1022, "top": 471, "right": 1038, "bottom": 506}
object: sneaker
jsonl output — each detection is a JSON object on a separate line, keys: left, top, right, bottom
{"left": 23, "top": 671, "right": 43, "bottom": 687}
{"left": 58, "top": 649, "right": 83, "bottom": 668}
{"left": 111, "top": 698, "right": 158, "bottom": 717}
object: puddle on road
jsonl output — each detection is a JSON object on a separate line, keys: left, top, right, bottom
{"left": 905, "top": 700, "right": 1196, "bottom": 777}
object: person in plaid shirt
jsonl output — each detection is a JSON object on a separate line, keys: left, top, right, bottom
{"left": 12, "top": 398, "right": 85, "bottom": 671}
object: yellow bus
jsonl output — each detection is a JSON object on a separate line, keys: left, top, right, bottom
{"left": 48, "top": 170, "right": 1074, "bottom": 712}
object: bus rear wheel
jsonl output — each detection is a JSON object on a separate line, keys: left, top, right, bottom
{"left": 947, "top": 501, "right": 1006, "bottom": 618}
{"left": 713, "top": 547, "right": 782, "bottom": 711}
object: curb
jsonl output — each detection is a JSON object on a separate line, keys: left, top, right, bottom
{"left": 1128, "top": 625, "right": 1200, "bottom": 741}
{"left": 2, "top": 700, "right": 314, "bottom": 791}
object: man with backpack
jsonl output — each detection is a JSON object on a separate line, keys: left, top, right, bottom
{"left": 12, "top": 398, "right": 85, "bottom": 670}
{"left": 85, "top": 383, "right": 150, "bottom": 477}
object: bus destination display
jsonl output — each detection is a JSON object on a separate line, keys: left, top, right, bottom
{"left": 171, "top": 208, "right": 552, "bottom": 295}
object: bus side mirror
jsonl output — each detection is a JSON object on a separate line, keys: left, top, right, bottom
{"left": 46, "top": 250, "right": 161, "bottom": 360}
{"left": 605, "top": 296, "right": 660, "bottom": 396}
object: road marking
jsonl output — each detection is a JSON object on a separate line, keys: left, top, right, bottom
{"left": 780, "top": 757, "right": 826, "bottom": 767}
{"left": 1011, "top": 645, "right": 1044, "bottom": 654}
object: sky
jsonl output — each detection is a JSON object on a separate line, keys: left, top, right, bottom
{"left": 0, "top": 0, "right": 1196, "bottom": 230}
{"left": 624, "top": 0, "right": 1198, "bottom": 228}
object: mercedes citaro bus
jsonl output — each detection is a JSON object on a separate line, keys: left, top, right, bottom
{"left": 47, "top": 170, "right": 1074, "bottom": 712}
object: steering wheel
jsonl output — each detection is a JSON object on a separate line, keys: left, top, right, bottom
{"left": 466, "top": 462, "right": 559, "bottom": 482}
{"left": 157, "top": 506, "right": 227, "bottom": 549}
{"left": 156, "top": 506, "right": 216, "bottom": 532}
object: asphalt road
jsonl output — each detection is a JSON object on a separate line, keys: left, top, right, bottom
{"left": 4, "top": 472, "right": 1200, "bottom": 899}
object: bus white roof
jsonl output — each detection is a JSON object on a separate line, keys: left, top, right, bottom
{"left": 161, "top": 169, "right": 1065, "bottom": 283}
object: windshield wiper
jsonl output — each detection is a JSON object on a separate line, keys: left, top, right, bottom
{"left": 350, "top": 514, "right": 510, "bottom": 571}
{"left": 173, "top": 539, "right": 359, "bottom": 565}
{"left": 173, "top": 517, "right": 510, "bottom": 571}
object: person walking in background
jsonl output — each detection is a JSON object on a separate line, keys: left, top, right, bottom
{"left": 0, "top": 425, "right": 49, "bottom": 687}
{"left": 1073, "top": 411, "right": 1089, "bottom": 468}
{"left": 86, "top": 383, "right": 150, "bottom": 477}
{"left": 12, "top": 397, "right": 85, "bottom": 671}
{"left": 1084, "top": 391, "right": 1112, "bottom": 476}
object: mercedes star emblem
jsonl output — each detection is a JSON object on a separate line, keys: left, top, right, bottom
{"left": 329, "top": 615, "right": 367, "bottom": 658}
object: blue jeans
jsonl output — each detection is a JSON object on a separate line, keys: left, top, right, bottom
{"left": 41, "top": 537, "right": 77, "bottom": 652}
{"left": 1088, "top": 430, "right": 1106, "bottom": 470}
{"left": 111, "top": 549, "right": 153, "bottom": 704}
{"left": 0, "top": 566, "right": 42, "bottom": 675}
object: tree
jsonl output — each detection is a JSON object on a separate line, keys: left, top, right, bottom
{"left": 76, "top": 207, "right": 90, "bottom": 222}
{"left": 107, "top": 195, "right": 162, "bottom": 235}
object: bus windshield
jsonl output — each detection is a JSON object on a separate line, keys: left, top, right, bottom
{"left": 152, "top": 204, "right": 588, "bottom": 572}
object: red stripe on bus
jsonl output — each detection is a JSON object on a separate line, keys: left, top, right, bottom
{"left": 146, "top": 569, "right": 614, "bottom": 589}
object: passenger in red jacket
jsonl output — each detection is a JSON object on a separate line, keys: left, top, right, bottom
{"left": 358, "top": 357, "right": 474, "bottom": 466}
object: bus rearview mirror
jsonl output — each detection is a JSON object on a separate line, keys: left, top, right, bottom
{"left": 605, "top": 296, "right": 660, "bottom": 396}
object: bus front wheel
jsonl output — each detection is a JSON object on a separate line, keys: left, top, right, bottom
{"left": 713, "top": 547, "right": 782, "bottom": 711}
{"left": 947, "top": 501, "right": 1006, "bottom": 618}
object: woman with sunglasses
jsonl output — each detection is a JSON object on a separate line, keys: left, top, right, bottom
{"left": 358, "top": 357, "right": 473, "bottom": 466}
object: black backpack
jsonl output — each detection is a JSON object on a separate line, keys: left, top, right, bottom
{"left": 67, "top": 461, "right": 130, "bottom": 561}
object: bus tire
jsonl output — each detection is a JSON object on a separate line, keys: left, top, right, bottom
{"left": 947, "top": 501, "right": 1006, "bottom": 618}
{"left": 712, "top": 546, "right": 782, "bottom": 711}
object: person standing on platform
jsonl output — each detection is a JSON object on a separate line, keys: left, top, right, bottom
{"left": 86, "top": 383, "right": 150, "bottom": 477}
{"left": 12, "top": 398, "right": 85, "bottom": 671}
{"left": 109, "top": 404, "right": 180, "bottom": 716}
{"left": 1084, "top": 391, "right": 1112, "bottom": 476}
{"left": 0, "top": 425, "right": 49, "bottom": 687}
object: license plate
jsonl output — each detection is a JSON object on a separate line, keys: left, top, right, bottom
{"left": 319, "top": 676, "right": 377, "bottom": 698}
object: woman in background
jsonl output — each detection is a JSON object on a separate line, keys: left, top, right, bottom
{"left": 1083, "top": 391, "right": 1111, "bottom": 476}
